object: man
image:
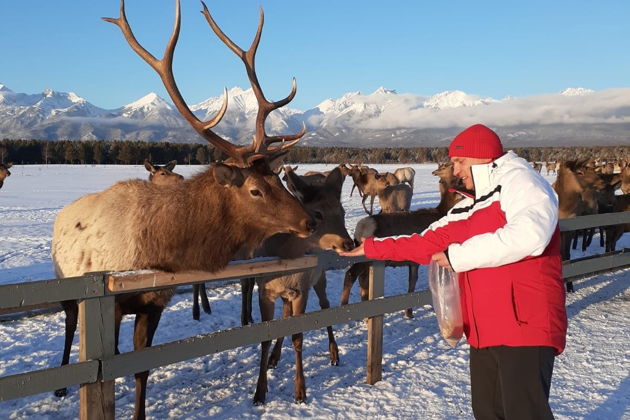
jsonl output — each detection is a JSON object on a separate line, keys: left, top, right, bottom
{"left": 341, "top": 124, "right": 567, "bottom": 420}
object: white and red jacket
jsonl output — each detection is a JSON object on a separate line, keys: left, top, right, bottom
{"left": 364, "top": 152, "right": 568, "bottom": 354}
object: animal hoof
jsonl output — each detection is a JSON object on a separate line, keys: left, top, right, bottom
{"left": 253, "top": 395, "right": 266, "bottom": 406}
{"left": 294, "top": 396, "right": 307, "bottom": 404}
{"left": 403, "top": 310, "right": 414, "bottom": 319}
{"left": 331, "top": 359, "right": 339, "bottom": 366}
{"left": 54, "top": 388, "right": 67, "bottom": 398}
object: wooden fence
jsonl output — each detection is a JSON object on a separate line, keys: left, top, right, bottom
{"left": 1, "top": 212, "right": 630, "bottom": 419}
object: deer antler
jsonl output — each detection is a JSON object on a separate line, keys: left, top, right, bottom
{"left": 103, "top": 0, "right": 304, "bottom": 165}
{"left": 200, "top": 2, "right": 305, "bottom": 163}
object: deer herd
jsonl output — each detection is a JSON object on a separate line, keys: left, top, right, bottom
{"left": 0, "top": 1, "right": 628, "bottom": 418}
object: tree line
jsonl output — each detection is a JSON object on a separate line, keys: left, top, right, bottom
{"left": 1, "top": 139, "right": 629, "bottom": 165}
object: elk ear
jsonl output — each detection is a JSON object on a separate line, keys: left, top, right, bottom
{"left": 213, "top": 163, "right": 244, "bottom": 187}
{"left": 6, "top": 162, "right": 12, "bottom": 169}
{"left": 144, "top": 159, "right": 156, "bottom": 174}
{"left": 165, "top": 160, "right": 177, "bottom": 171}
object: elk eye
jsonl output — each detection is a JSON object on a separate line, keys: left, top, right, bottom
{"left": 314, "top": 210, "right": 324, "bottom": 221}
{"left": 250, "top": 189, "right": 262, "bottom": 197}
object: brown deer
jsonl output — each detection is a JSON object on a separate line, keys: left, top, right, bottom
{"left": 553, "top": 160, "right": 607, "bottom": 292}
{"left": 0, "top": 162, "right": 12, "bottom": 189}
{"left": 377, "top": 183, "right": 412, "bottom": 213}
{"left": 545, "top": 161, "right": 557, "bottom": 175}
{"left": 241, "top": 167, "right": 353, "bottom": 404}
{"left": 620, "top": 164, "right": 630, "bottom": 194}
{"left": 52, "top": 2, "right": 313, "bottom": 419}
{"left": 348, "top": 165, "right": 391, "bottom": 215}
{"left": 604, "top": 194, "right": 630, "bottom": 252}
{"left": 342, "top": 162, "right": 463, "bottom": 318}
{"left": 144, "top": 159, "right": 184, "bottom": 185}
{"left": 393, "top": 166, "right": 415, "bottom": 190}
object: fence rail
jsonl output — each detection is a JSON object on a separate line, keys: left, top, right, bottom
{"left": 2, "top": 212, "right": 630, "bottom": 419}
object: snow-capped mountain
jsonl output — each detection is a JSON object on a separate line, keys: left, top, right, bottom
{"left": 1, "top": 83, "right": 630, "bottom": 146}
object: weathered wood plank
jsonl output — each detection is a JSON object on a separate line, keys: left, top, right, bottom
{"left": 106, "top": 256, "right": 318, "bottom": 293}
{"left": 101, "top": 290, "right": 432, "bottom": 380}
{"left": 563, "top": 249, "right": 630, "bottom": 279}
{"left": 79, "top": 297, "right": 115, "bottom": 420}
{"left": 367, "top": 262, "right": 385, "bottom": 385}
{"left": 559, "top": 211, "right": 630, "bottom": 232}
{"left": 0, "top": 274, "right": 104, "bottom": 310}
{"left": 0, "top": 362, "right": 99, "bottom": 401}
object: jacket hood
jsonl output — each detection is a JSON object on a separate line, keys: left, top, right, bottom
{"left": 470, "top": 151, "right": 531, "bottom": 199}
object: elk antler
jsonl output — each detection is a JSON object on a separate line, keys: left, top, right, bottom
{"left": 200, "top": 2, "right": 305, "bottom": 163}
{"left": 103, "top": 0, "right": 305, "bottom": 165}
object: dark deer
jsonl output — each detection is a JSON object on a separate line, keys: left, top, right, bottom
{"left": 342, "top": 162, "right": 463, "bottom": 318}
{"left": 0, "top": 162, "right": 12, "bottom": 189}
{"left": 52, "top": 2, "right": 313, "bottom": 419}
{"left": 242, "top": 167, "right": 353, "bottom": 404}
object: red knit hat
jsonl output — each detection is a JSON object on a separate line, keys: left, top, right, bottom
{"left": 448, "top": 124, "right": 503, "bottom": 159}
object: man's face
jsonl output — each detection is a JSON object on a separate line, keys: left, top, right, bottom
{"left": 450, "top": 156, "right": 493, "bottom": 191}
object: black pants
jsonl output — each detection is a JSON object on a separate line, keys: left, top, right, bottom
{"left": 470, "top": 346, "right": 556, "bottom": 420}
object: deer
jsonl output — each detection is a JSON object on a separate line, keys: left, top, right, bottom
{"left": 553, "top": 160, "right": 607, "bottom": 292}
{"left": 348, "top": 165, "right": 391, "bottom": 215}
{"left": 545, "top": 161, "right": 557, "bottom": 175}
{"left": 0, "top": 162, "right": 12, "bottom": 189}
{"left": 52, "top": 2, "right": 314, "bottom": 419}
{"left": 620, "top": 164, "right": 630, "bottom": 194}
{"left": 239, "top": 166, "right": 354, "bottom": 404}
{"left": 341, "top": 162, "right": 463, "bottom": 318}
{"left": 604, "top": 193, "right": 630, "bottom": 252}
{"left": 144, "top": 159, "right": 184, "bottom": 185}
{"left": 532, "top": 162, "right": 543, "bottom": 173}
{"left": 393, "top": 166, "right": 415, "bottom": 190}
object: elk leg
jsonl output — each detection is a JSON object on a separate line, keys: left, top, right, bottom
{"left": 404, "top": 264, "right": 419, "bottom": 319}
{"left": 313, "top": 273, "right": 339, "bottom": 366}
{"left": 133, "top": 310, "right": 163, "bottom": 420}
{"left": 54, "top": 300, "right": 78, "bottom": 397}
{"left": 291, "top": 296, "right": 308, "bottom": 403}
{"left": 240, "top": 278, "right": 255, "bottom": 326}
{"left": 369, "top": 195, "right": 376, "bottom": 216}
{"left": 361, "top": 195, "right": 370, "bottom": 215}
{"left": 192, "top": 284, "right": 200, "bottom": 321}
{"left": 199, "top": 283, "right": 211, "bottom": 314}
{"left": 341, "top": 263, "right": 363, "bottom": 306}
{"left": 268, "top": 299, "right": 292, "bottom": 368}
{"left": 253, "top": 291, "right": 274, "bottom": 405}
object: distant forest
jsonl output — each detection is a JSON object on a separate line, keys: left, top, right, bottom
{"left": 2, "top": 139, "right": 630, "bottom": 165}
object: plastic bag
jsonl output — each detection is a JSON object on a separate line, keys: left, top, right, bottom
{"left": 428, "top": 260, "right": 464, "bottom": 347}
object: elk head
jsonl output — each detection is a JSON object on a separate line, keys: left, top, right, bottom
{"left": 103, "top": 0, "right": 313, "bottom": 242}
{"left": 144, "top": 159, "right": 184, "bottom": 185}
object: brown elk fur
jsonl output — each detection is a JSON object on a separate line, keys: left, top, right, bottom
{"left": 0, "top": 162, "right": 12, "bottom": 189}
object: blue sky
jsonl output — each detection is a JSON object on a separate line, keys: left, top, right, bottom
{"left": 1, "top": 1, "right": 629, "bottom": 110}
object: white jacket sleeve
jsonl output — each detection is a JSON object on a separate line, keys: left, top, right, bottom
{"left": 448, "top": 168, "right": 558, "bottom": 273}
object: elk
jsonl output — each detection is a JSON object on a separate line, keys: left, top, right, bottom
{"left": 52, "top": 2, "right": 313, "bottom": 419}
{"left": 144, "top": 159, "right": 184, "bottom": 185}
{"left": 553, "top": 160, "right": 607, "bottom": 292}
{"left": 241, "top": 167, "right": 353, "bottom": 404}
{"left": 393, "top": 166, "right": 415, "bottom": 190}
{"left": 348, "top": 165, "right": 391, "bottom": 215}
{"left": 545, "top": 161, "right": 557, "bottom": 175}
{"left": 532, "top": 162, "right": 543, "bottom": 173}
{"left": 0, "top": 162, "right": 12, "bottom": 189}
{"left": 377, "top": 183, "right": 412, "bottom": 214}
{"left": 620, "top": 164, "right": 630, "bottom": 194}
{"left": 604, "top": 194, "right": 630, "bottom": 252}
{"left": 342, "top": 162, "right": 463, "bottom": 318}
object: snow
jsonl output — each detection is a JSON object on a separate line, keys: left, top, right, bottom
{"left": 0, "top": 163, "right": 629, "bottom": 419}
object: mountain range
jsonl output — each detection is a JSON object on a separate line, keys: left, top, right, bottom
{"left": 1, "top": 83, "right": 630, "bottom": 147}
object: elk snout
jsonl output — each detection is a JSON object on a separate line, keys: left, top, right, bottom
{"left": 292, "top": 217, "right": 317, "bottom": 238}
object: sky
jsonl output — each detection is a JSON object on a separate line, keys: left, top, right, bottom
{"left": 0, "top": 163, "right": 628, "bottom": 418}
{"left": 1, "top": 1, "right": 630, "bottom": 111}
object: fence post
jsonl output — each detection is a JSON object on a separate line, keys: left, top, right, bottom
{"left": 79, "top": 293, "right": 115, "bottom": 420}
{"left": 367, "top": 261, "right": 385, "bottom": 384}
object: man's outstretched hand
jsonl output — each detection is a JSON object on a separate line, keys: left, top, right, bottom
{"left": 339, "top": 241, "right": 365, "bottom": 257}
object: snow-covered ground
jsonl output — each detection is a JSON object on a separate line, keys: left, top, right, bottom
{"left": 0, "top": 163, "right": 628, "bottom": 419}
